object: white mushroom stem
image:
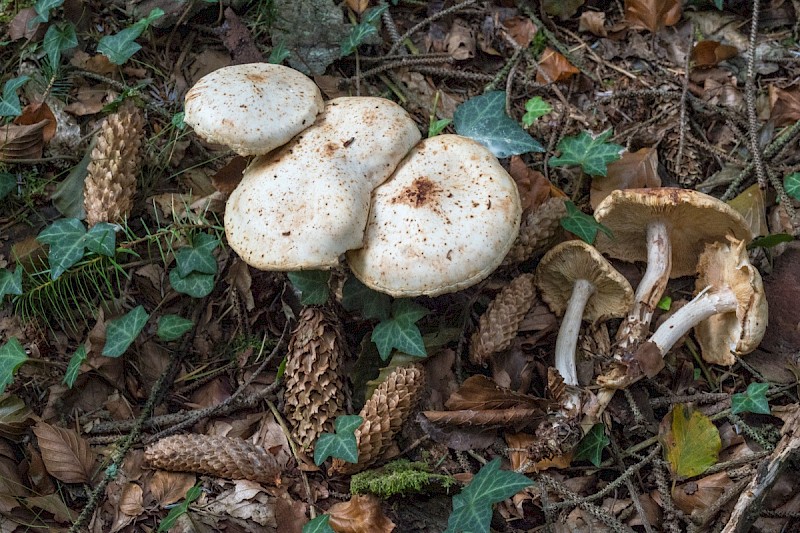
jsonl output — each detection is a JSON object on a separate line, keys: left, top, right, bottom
{"left": 649, "top": 285, "right": 738, "bottom": 355}
{"left": 555, "top": 279, "right": 596, "bottom": 386}
{"left": 616, "top": 220, "right": 672, "bottom": 350}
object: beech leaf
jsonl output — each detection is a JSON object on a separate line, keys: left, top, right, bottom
{"left": 33, "top": 421, "right": 96, "bottom": 484}
{"left": 660, "top": 404, "right": 720, "bottom": 479}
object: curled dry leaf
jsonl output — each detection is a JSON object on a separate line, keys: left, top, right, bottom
{"left": 445, "top": 375, "right": 552, "bottom": 411}
{"left": 328, "top": 494, "right": 395, "bottom": 533}
{"left": 211, "top": 155, "right": 248, "bottom": 194}
{"left": 691, "top": 40, "right": 738, "bottom": 68}
{"left": 624, "top": 0, "right": 681, "bottom": 33}
{"left": 672, "top": 471, "right": 733, "bottom": 515}
{"left": 33, "top": 421, "right": 97, "bottom": 484}
{"left": 537, "top": 48, "right": 580, "bottom": 84}
{"left": 501, "top": 16, "right": 537, "bottom": 48}
{"left": 769, "top": 84, "right": 800, "bottom": 127}
{"left": 345, "top": 0, "right": 369, "bottom": 14}
{"left": 579, "top": 11, "right": 607, "bottom": 36}
{"left": 15, "top": 102, "right": 57, "bottom": 143}
{"left": 590, "top": 147, "right": 660, "bottom": 209}
{"left": 148, "top": 470, "right": 198, "bottom": 507}
{"left": 422, "top": 408, "right": 544, "bottom": 430}
{"left": 0, "top": 395, "right": 35, "bottom": 438}
{"left": 508, "top": 156, "right": 551, "bottom": 213}
{"left": 119, "top": 482, "right": 144, "bottom": 516}
{"left": 0, "top": 120, "right": 48, "bottom": 162}
{"left": 446, "top": 18, "right": 476, "bottom": 60}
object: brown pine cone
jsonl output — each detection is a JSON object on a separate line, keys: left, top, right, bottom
{"left": 84, "top": 101, "right": 144, "bottom": 226}
{"left": 144, "top": 434, "right": 282, "bottom": 485}
{"left": 504, "top": 197, "right": 567, "bottom": 264}
{"left": 329, "top": 364, "right": 425, "bottom": 475}
{"left": 283, "top": 307, "right": 347, "bottom": 451}
{"left": 470, "top": 273, "right": 538, "bottom": 365}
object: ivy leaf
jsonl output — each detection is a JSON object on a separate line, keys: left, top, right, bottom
{"left": 98, "top": 8, "right": 164, "bottom": 65}
{"left": 341, "top": 276, "right": 391, "bottom": 321}
{"left": 174, "top": 233, "right": 218, "bottom": 277}
{"left": 0, "top": 76, "right": 31, "bottom": 118}
{"left": 30, "top": 0, "right": 64, "bottom": 25}
{"left": 42, "top": 23, "right": 77, "bottom": 67}
{"left": 102, "top": 306, "right": 150, "bottom": 357}
{"left": 340, "top": 5, "right": 388, "bottom": 56}
{"left": 371, "top": 300, "right": 429, "bottom": 360}
{"left": 521, "top": 96, "right": 552, "bottom": 127}
{"left": 63, "top": 344, "right": 87, "bottom": 388}
{"left": 157, "top": 485, "right": 202, "bottom": 533}
{"left": 549, "top": 129, "right": 624, "bottom": 176}
{"left": 731, "top": 382, "right": 770, "bottom": 415}
{"left": 314, "top": 415, "right": 362, "bottom": 465}
{"left": 157, "top": 315, "right": 194, "bottom": 342}
{"left": 0, "top": 266, "right": 23, "bottom": 301}
{"left": 444, "top": 458, "right": 532, "bottom": 533}
{"left": 84, "top": 222, "right": 117, "bottom": 257}
{"left": 287, "top": 271, "right": 331, "bottom": 305}
{"left": 0, "top": 172, "right": 16, "bottom": 200}
{"left": 454, "top": 91, "right": 545, "bottom": 158}
{"left": 783, "top": 172, "right": 800, "bottom": 201}
{"left": 37, "top": 218, "right": 86, "bottom": 279}
{"left": 660, "top": 404, "right": 721, "bottom": 479}
{"left": 303, "top": 515, "right": 335, "bottom": 533}
{"left": 0, "top": 338, "right": 28, "bottom": 395}
{"left": 169, "top": 270, "right": 215, "bottom": 298}
{"left": 572, "top": 424, "right": 609, "bottom": 467}
{"left": 560, "top": 201, "right": 612, "bottom": 244}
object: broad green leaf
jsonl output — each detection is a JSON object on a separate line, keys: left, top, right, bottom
{"left": 42, "top": 23, "right": 77, "bottom": 67}
{"left": 748, "top": 233, "right": 794, "bottom": 250}
{"left": 169, "top": 270, "right": 215, "bottom": 298}
{"left": 0, "top": 76, "right": 31, "bottom": 118}
{"left": 157, "top": 485, "right": 201, "bottom": 532}
{"left": 287, "top": 271, "right": 331, "bottom": 305}
{"left": 731, "top": 382, "right": 770, "bottom": 415}
{"left": 444, "top": 458, "right": 532, "bottom": 533}
{"left": 63, "top": 344, "right": 87, "bottom": 388}
{"left": 0, "top": 173, "right": 15, "bottom": 200}
{"left": 37, "top": 218, "right": 86, "bottom": 279}
{"left": 661, "top": 404, "right": 720, "bottom": 479}
{"left": 174, "top": 233, "right": 218, "bottom": 277}
{"left": 51, "top": 143, "right": 91, "bottom": 218}
{"left": 340, "top": 5, "right": 387, "bottom": 56}
{"left": 102, "top": 306, "right": 149, "bottom": 357}
{"left": 521, "top": 96, "right": 552, "bottom": 127}
{"left": 341, "top": 276, "right": 391, "bottom": 321}
{"left": 0, "top": 338, "right": 28, "bottom": 395}
{"left": 314, "top": 415, "right": 362, "bottom": 465}
{"left": 171, "top": 111, "right": 185, "bottom": 130}
{"left": 785, "top": 173, "right": 800, "bottom": 200}
{"left": 371, "top": 300, "right": 429, "bottom": 360}
{"left": 0, "top": 266, "right": 23, "bottom": 300}
{"left": 157, "top": 315, "right": 194, "bottom": 341}
{"left": 98, "top": 8, "right": 164, "bottom": 65}
{"left": 428, "top": 118, "right": 451, "bottom": 138}
{"left": 268, "top": 39, "right": 290, "bottom": 64}
{"left": 84, "top": 222, "right": 117, "bottom": 257}
{"left": 30, "top": 0, "right": 64, "bottom": 24}
{"left": 549, "top": 129, "right": 624, "bottom": 176}
{"left": 572, "top": 424, "right": 609, "bottom": 467}
{"left": 303, "top": 515, "right": 335, "bottom": 533}
{"left": 657, "top": 295, "right": 672, "bottom": 311}
{"left": 560, "top": 201, "right": 612, "bottom": 244}
{"left": 454, "top": 91, "right": 544, "bottom": 158}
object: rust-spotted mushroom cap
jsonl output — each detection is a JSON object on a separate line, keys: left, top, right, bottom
{"left": 224, "top": 97, "right": 421, "bottom": 270}
{"left": 346, "top": 135, "right": 522, "bottom": 297}
{"left": 184, "top": 63, "right": 324, "bottom": 155}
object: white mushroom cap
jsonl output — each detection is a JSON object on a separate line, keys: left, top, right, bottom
{"left": 184, "top": 63, "right": 324, "bottom": 155}
{"left": 347, "top": 135, "right": 522, "bottom": 297}
{"left": 224, "top": 97, "right": 421, "bottom": 270}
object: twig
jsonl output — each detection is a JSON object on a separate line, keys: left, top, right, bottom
{"left": 743, "top": 0, "right": 768, "bottom": 192}
{"left": 385, "top": 0, "right": 480, "bottom": 57}
{"left": 675, "top": 28, "right": 694, "bottom": 177}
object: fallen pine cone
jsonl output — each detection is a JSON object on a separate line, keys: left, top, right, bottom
{"left": 504, "top": 196, "right": 567, "bottom": 265}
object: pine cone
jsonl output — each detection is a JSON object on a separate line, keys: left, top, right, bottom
{"left": 329, "top": 364, "right": 425, "bottom": 475}
{"left": 504, "top": 197, "right": 567, "bottom": 264}
{"left": 283, "top": 307, "right": 347, "bottom": 451}
{"left": 470, "top": 273, "right": 537, "bottom": 365}
{"left": 144, "top": 434, "right": 282, "bottom": 485}
{"left": 84, "top": 101, "right": 144, "bottom": 226}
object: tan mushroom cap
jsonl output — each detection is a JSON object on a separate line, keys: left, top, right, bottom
{"left": 536, "top": 240, "right": 634, "bottom": 320}
{"left": 347, "top": 135, "right": 522, "bottom": 297}
{"left": 224, "top": 97, "right": 421, "bottom": 270}
{"left": 184, "top": 63, "right": 324, "bottom": 155}
{"left": 694, "top": 237, "right": 767, "bottom": 365}
{"left": 594, "top": 188, "right": 753, "bottom": 277}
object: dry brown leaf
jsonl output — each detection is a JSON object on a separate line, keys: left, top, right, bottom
{"left": 328, "top": 494, "right": 395, "bottom": 533}
{"left": 33, "top": 422, "right": 96, "bottom": 484}
{"left": 422, "top": 408, "right": 544, "bottom": 429}
{"left": 212, "top": 155, "right": 248, "bottom": 193}
{"left": 590, "top": 147, "right": 660, "bottom": 209}
{"left": 0, "top": 120, "right": 48, "bottom": 162}
{"left": 0, "top": 395, "right": 35, "bottom": 439}
{"left": 25, "top": 442, "right": 55, "bottom": 496}
{"left": 691, "top": 40, "right": 738, "bottom": 68}
{"left": 579, "top": 11, "right": 607, "bottom": 36}
{"left": 672, "top": 471, "right": 732, "bottom": 515}
{"left": 7, "top": 8, "right": 41, "bottom": 41}
{"left": 446, "top": 18, "right": 476, "bottom": 60}
{"left": 346, "top": 0, "right": 370, "bottom": 14}
{"left": 536, "top": 48, "right": 579, "bottom": 84}
{"left": 15, "top": 102, "right": 57, "bottom": 143}
{"left": 505, "top": 432, "right": 573, "bottom": 472}
{"left": 64, "top": 86, "right": 117, "bottom": 116}
{"left": 25, "top": 493, "right": 78, "bottom": 523}
{"left": 148, "top": 470, "right": 197, "bottom": 507}
{"left": 508, "top": 156, "right": 551, "bottom": 212}
{"left": 769, "top": 85, "right": 800, "bottom": 127}
{"left": 502, "top": 17, "right": 537, "bottom": 48}
{"left": 728, "top": 183, "right": 768, "bottom": 237}
{"left": 541, "top": 0, "right": 586, "bottom": 20}
{"left": 624, "top": 0, "right": 681, "bottom": 32}
{"left": 119, "top": 482, "right": 144, "bottom": 516}
{"left": 445, "top": 375, "right": 551, "bottom": 411}
{"left": 69, "top": 51, "right": 117, "bottom": 74}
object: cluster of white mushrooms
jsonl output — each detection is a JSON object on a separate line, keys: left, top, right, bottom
{"left": 184, "top": 63, "right": 521, "bottom": 297}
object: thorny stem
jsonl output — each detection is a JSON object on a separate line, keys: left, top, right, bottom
{"left": 555, "top": 278, "right": 595, "bottom": 387}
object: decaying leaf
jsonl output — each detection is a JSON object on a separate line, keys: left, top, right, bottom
{"left": 345, "top": 0, "right": 369, "bottom": 14}
{"left": 728, "top": 183, "right": 768, "bottom": 237}
{"left": 445, "top": 375, "right": 551, "bottom": 411}
{"left": 446, "top": 18, "right": 475, "bottom": 60}
{"left": 119, "top": 482, "right": 144, "bottom": 516}
{"left": 660, "top": 404, "right": 721, "bottom": 479}
{"left": 769, "top": 84, "right": 800, "bottom": 127}
{"left": 537, "top": 48, "right": 580, "bottom": 84}
{"left": 508, "top": 156, "right": 551, "bottom": 212}
{"left": 422, "top": 408, "right": 543, "bottom": 430}
{"left": 33, "top": 421, "right": 97, "bottom": 484}
{"left": 148, "top": 470, "right": 197, "bottom": 507}
{"left": 328, "top": 494, "right": 395, "bottom": 533}
{"left": 15, "top": 102, "right": 57, "bottom": 143}
{"left": 541, "top": 0, "right": 586, "bottom": 20}
{"left": 672, "top": 471, "right": 733, "bottom": 515}
{"left": 211, "top": 155, "right": 248, "bottom": 194}
{"left": 579, "top": 11, "right": 607, "bottom": 36}
{"left": 590, "top": 147, "right": 660, "bottom": 209}
{"left": 624, "top": 0, "right": 681, "bottom": 33}
{"left": 501, "top": 17, "right": 537, "bottom": 48}
{"left": 691, "top": 40, "right": 738, "bottom": 68}
{"left": 0, "top": 120, "right": 48, "bottom": 162}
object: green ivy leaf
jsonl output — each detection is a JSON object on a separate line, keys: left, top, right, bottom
{"left": 549, "top": 129, "right": 623, "bottom": 176}
{"left": 341, "top": 276, "right": 391, "bottom": 321}
{"left": 444, "top": 458, "right": 532, "bottom": 533}
{"left": 0, "top": 266, "right": 23, "bottom": 301}
{"left": 303, "top": 515, "right": 335, "bottom": 533}
{"left": 0, "top": 338, "right": 28, "bottom": 395}
{"left": 572, "top": 424, "right": 609, "bottom": 467}
{"left": 157, "top": 485, "right": 202, "bottom": 532}
{"left": 454, "top": 91, "right": 544, "bottom": 158}
{"left": 340, "top": 5, "right": 388, "bottom": 56}
{"left": 0, "top": 173, "right": 15, "bottom": 200}
{"left": 287, "top": 271, "right": 331, "bottom": 305}
{"left": 42, "top": 22, "right": 77, "bottom": 67}
{"left": 0, "top": 76, "right": 31, "bottom": 118}
{"left": 169, "top": 270, "right": 215, "bottom": 298}
{"left": 521, "top": 96, "right": 552, "bottom": 128}
{"left": 30, "top": 0, "right": 64, "bottom": 24}
{"left": 102, "top": 306, "right": 149, "bottom": 357}
{"left": 84, "top": 222, "right": 117, "bottom": 257}
{"left": 37, "top": 218, "right": 86, "bottom": 279}
{"left": 98, "top": 8, "right": 164, "bottom": 65}
{"left": 371, "top": 300, "right": 428, "bottom": 360}
{"left": 560, "top": 201, "right": 612, "bottom": 244}
{"left": 785, "top": 173, "right": 800, "bottom": 200}
{"left": 314, "top": 415, "right": 362, "bottom": 465}
{"left": 731, "top": 382, "right": 770, "bottom": 415}
{"left": 63, "top": 344, "right": 87, "bottom": 388}
{"left": 174, "top": 233, "right": 218, "bottom": 277}
{"left": 157, "top": 315, "right": 194, "bottom": 342}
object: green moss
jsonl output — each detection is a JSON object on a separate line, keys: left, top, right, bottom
{"left": 350, "top": 460, "right": 457, "bottom": 499}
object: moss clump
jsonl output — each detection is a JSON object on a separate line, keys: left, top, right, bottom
{"left": 350, "top": 459, "right": 457, "bottom": 499}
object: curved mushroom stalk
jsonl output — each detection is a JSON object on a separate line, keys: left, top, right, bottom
{"left": 555, "top": 279, "right": 595, "bottom": 386}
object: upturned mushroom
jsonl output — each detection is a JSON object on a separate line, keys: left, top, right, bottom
{"left": 224, "top": 97, "right": 421, "bottom": 270}
{"left": 346, "top": 135, "right": 522, "bottom": 297}
{"left": 184, "top": 63, "right": 324, "bottom": 155}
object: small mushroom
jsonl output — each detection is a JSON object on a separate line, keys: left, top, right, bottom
{"left": 535, "top": 240, "right": 633, "bottom": 387}
{"left": 224, "top": 97, "right": 421, "bottom": 270}
{"left": 184, "top": 63, "right": 324, "bottom": 155}
{"left": 346, "top": 135, "right": 522, "bottom": 297}
{"left": 594, "top": 188, "right": 752, "bottom": 350}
